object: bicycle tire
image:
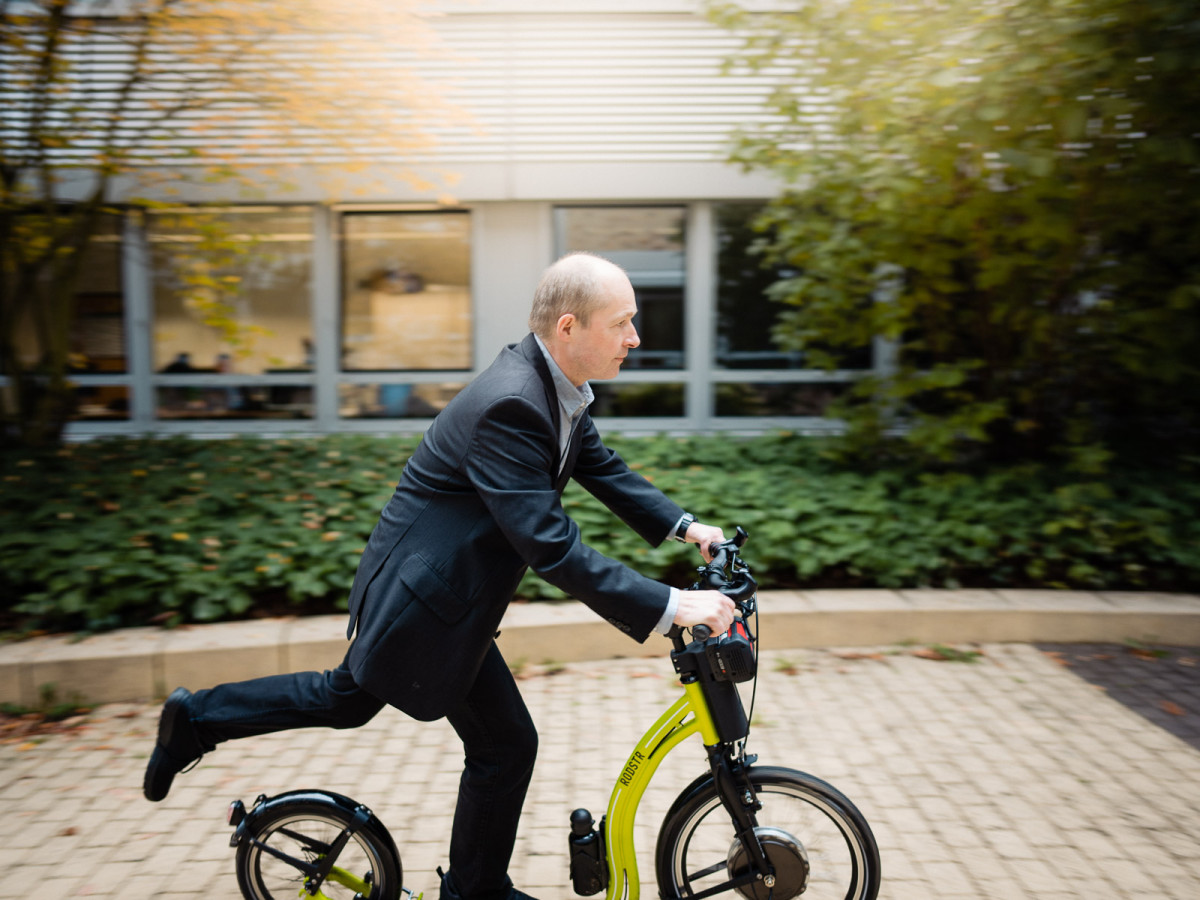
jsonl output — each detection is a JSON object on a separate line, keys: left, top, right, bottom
{"left": 656, "top": 766, "right": 880, "bottom": 900}
{"left": 234, "top": 798, "right": 402, "bottom": 900}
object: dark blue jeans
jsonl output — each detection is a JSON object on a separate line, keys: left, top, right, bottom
{"left": 188, "top": 642, "right": 537, "bottom": 900}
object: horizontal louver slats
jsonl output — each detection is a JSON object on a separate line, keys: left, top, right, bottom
{"left": 2, "top": 10, "right": 812, "bottom": 167}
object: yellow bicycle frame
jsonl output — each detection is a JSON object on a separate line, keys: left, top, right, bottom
{"left": 601, "top": 680, "right": 721, "bottom": 900}
{"left": 310, "top": 866, "right": 373, "bottom": 899}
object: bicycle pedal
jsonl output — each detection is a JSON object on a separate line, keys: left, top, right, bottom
{"left": 401, "top": 889, "right": 422, "bottom": 900}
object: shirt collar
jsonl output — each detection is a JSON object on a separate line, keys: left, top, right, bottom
{"left": 534, "top": 333, "right": 594, "bottom": 421}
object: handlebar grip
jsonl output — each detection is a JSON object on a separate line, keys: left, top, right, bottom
{"left": 704, "top": 546, "right": 731, "bottom": 589}
{"left": 692, "top": 624, "right": 712, "bottom": 642}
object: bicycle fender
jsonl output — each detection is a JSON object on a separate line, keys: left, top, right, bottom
{"left": 659, "top": 769, "right": 715, "bottom": 828}
{"left": 658, "top": 762, "right": 803, "bottom": 840}
{"left": 230, "top": 788, "right": 401, "bottom": 867}
{"left": 660, "top": 765, "right": 852, "bottom": 828}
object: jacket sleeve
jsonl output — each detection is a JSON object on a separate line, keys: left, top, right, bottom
{"left": 464, "top": 393, "right": 671, "bottom": 641}
{"left": 570, "top": 415, "right": 685, "bottom": 546}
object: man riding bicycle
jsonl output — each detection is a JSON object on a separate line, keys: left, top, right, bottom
{"left": 143, "top": 251, "right": 736, "bottom": 900}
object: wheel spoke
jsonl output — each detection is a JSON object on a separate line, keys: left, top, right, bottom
{"left": 277, "top": 827, "right": 332, "bottom": 854}
{"left": 687, "top": 859, "right": 729, "bottom": 881}
{"left": 234, "top": 805, "right": 399, "bottom": 900}
{"left": 657, "top": 769, "right": 880, "bottom": 900}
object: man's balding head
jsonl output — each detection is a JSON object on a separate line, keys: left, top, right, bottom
{"left": 528, "top": 252, "right": 631, "bottom": 339}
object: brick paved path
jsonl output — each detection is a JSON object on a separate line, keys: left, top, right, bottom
{"left": 2, "top": 643, "right": 1198, "bottom": 899}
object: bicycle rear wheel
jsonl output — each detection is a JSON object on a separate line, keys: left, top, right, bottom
{"left": 656, "top": 766, "right": 880, "bottom": 900}
{"left": 234, "top": 799, "right": 401, "bottom": 900}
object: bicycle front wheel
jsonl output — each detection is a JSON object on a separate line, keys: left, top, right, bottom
{"left": 656, "top": 766, "right": 880, "bottom": 900}
{"left": 234, "top": 800, "right": 401, "bottom": 900}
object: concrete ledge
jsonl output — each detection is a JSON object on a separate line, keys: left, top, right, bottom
{"left": 2, "top": 589, "right": 1199, "bottom": 706}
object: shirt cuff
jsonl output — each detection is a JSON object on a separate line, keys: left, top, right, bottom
{"left": 655, "top": 587, "right": 680, "bottom": 635}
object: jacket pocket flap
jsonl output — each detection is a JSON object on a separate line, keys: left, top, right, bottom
{"left": 398, "top": 553, "right": 469, "bottom": 625}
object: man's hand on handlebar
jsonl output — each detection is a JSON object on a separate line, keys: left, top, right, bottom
{"left": 681, "top": 520, "right": 726, "bottom": 563}
{"left": 673, "top": 589, "right": 736, "bottom": 636}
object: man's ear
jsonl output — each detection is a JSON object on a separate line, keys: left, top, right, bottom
{"left": 555, "top": 313, "right": 577, "bottom": 340}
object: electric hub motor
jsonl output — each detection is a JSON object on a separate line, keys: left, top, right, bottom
{"left": 727, "top": 826, "right": 810, "bottom": 900}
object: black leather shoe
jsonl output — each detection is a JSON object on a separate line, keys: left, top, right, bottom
{"left": 438, "top": 867, "right": 461, "bottom": 900}
{"left": 143, "top": 687, "right": 203, "bottom": 802}
{"left": 438, "top": 869, "right": 539, "bottom": 900}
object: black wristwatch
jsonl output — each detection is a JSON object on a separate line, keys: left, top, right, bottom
{"left": 673, "top": 512, "right": 696, "bottom": 542}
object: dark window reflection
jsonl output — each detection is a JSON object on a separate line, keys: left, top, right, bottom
{"left": 714, "top": 382, "right": 848, "bottom": 417}
{"left": 714, "top": 203, "right": 871, "bottom": 370}
{"left": 715, "top": 203, "right": 798, "bottom": 370}
{"left": 590, "top": 383, "right": 684, "bottom": 417}
{"left": 556, "top": 206, "right": 685, "bottom": 370}
{"left": 71, "top": 384, "right": 129, "bottom": 420}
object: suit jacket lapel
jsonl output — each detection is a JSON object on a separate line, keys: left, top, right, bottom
{"left": 519, "top": 333, "right": 561, "bottom": 434}
{"left": 518, "top": 333, "right": 572, "bottom": 482}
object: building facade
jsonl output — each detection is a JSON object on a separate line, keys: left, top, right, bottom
{"left": 26, "top": 1, "right": 876, "bottom": 439}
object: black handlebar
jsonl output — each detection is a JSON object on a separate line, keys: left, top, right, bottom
{"left": 688, "top": 526, "right": 754, "bottom": 644}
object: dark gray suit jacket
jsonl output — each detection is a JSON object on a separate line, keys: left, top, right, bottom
{"left": 345, "top": 333, "right": 683, "bottom": 720}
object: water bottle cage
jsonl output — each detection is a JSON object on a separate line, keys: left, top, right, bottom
{"left": 568, "top": 810, "right": 608, "bottom": 896}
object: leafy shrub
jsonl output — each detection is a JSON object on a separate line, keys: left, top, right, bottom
{"left": 714, "top": 0, "right": 1200, "bottom": 466}
{"left": 1, "top": 435, "right": 414, "bottom": 631}
{"left": 2, "top": 434, "right": 1198, "bottom": 633}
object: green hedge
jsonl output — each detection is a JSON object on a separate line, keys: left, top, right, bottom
{"left": 2, "top": 434, "right": 1198, "bottom": 633}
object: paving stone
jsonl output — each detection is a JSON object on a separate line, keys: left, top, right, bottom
{"left": 916, "top": 859, "right": 976, "bottom": 894}
{"left": 3, "top": 642, "right": 1200, "bottom": 899}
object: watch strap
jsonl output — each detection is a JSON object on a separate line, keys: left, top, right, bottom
{"left": 673, "top": 512, "right": 695, "bottom": 542}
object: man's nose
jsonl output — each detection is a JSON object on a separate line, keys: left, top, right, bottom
{"left": 626, "top": 326, "right": 640, "bottom": 348}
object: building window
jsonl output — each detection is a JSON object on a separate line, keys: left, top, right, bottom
{"left": 9, "top": 214, "right": 125, "bottom": 370}
{"left": 70, "top": 215, "right": 127, "bottom": 375}
{"left": 72, "top": 215, "right": 129, "bottom": 420}
{"left": 714, "top": 203, "right": 872, "bottom": 372}
{"left": 149, "top": 207, "right": 314, "bottom": 376}
{"left": 148, "top": 207, "right": 315, "bottom": 420}
{"left": 340, "top": 211, "right": 472, "bottom": 372}
{"left": 590, "top": 382, "right": 685, "bottom": 417}
{"left": 338, "top": 381, "right": 467, "bottom": 419}
{"left": 714, "top": 203, "right": 800, "bottom": 370}
{"left": 7, "top": 213, "right": 130, "bottom": 421}
{"left": 715, "top": 381, "right": 849, "bottom": 417}
{"left": 554, "top": 206, "right": 686, "bottom": 371}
